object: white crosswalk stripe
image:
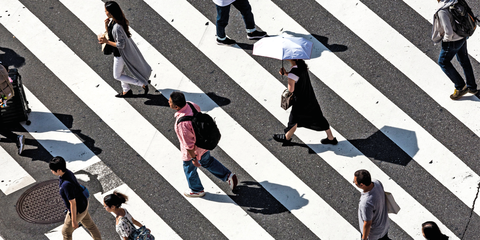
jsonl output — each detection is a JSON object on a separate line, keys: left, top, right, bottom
{"left": 0, "top": 0, "right": 479, "bottom": 239}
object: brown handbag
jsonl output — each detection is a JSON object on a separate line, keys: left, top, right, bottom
{"left": 281, "top": 89, "right": 295, "bottom": 110}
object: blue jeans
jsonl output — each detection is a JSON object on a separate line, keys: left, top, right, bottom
{"left": 438, "top": 38, "right": 477, "bottom": 90}
{"left": 183, "top": 151, "right": 231, "bottom": 192}
{"left": 216, "top": 0, "right": 255, "bottom": 39}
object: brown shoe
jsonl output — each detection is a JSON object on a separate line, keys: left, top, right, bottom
{"left": 468, "top": 88, "right": 478, "bottom": 94}
{"left": 450, "top": 86, "right": 468, "bottom": 100}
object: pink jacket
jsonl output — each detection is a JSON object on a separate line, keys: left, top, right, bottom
{"left": 174, "top": 102, "right": 208, "bottom": 161}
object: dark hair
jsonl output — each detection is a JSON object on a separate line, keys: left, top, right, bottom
{"left": 422, "top": 221, "right": 449, "bottom": 240}
{"left": 293, "top": 59, "right": 308, "bottom": 70}
{"left": 104, "top": 191, "right": 128, "bottom": 208}
{"left": 49, "top": 156, "right": 67, "bottom": 172}
{"left": 105, "top": 1, "right": 131, "bottom": 38}
{"left": 170, "top": 91, "right": 186, "bottom": 108}
{"left": 354, "top": 169, "right": 372, "bottom": 186}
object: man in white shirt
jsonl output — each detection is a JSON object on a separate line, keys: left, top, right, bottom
{"left": 213, "top": 0, "right": 267, "bottom": 45}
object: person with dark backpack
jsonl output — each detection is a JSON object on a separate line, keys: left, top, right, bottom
{"left": 169, "top": 91, "right": 238, "bottom": 197}
{"left": 432, "top": 0, "right": 478, "bottom": 100}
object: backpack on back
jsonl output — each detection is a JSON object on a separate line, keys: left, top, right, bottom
{"left": 449, "top": 0, "right": 478, "bottom": 37}
{"left": 177, "top": 102, "right": 221, "bottom": 150}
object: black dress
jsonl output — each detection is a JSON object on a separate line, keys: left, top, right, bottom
{"left": 284, "top": 66, "right": 330, "bottom": 133}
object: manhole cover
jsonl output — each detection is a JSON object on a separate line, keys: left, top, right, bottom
{"left": 16, "top": 179, "right": 65, "bottom": 224}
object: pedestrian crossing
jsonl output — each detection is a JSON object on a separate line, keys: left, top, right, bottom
{"left": 0, "top": 0, "right": 479, "bottom": 239}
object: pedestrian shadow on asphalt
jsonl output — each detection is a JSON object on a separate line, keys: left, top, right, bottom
{"left": 0, "top": 47, "right": 26, "bottom": 68}
{"left": 155, "top": 88, "right": 231, "bottom": 111}
{"left": 202, "top": 180, "right": 308, "bottom": 215}
{"left": 281, "top": 126, "right": 417, "bottom": 166}
{"left": 16, "top": 112, "right": 102, "bottom": 162}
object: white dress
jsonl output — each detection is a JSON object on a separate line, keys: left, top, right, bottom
{"left": 115, "top": 209, "right": 135, "bottom": 239}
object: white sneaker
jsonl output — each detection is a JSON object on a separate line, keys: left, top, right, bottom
{"left": 227, "top": 173, "right": 238, "bottom": 190}
{"left": 17, "top": 135, "right": 25, "bottom": 155}
{"left": 184, "top": 190, "right": 205, "bottom": 198}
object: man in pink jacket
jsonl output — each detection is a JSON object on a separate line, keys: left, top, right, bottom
{"left": 169, "top": 91, "right": 238, "bottom": 197}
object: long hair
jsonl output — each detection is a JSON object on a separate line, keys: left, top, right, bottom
{"left": 105, "top": 1, "right": 131, "bottom": 38}
{"left": 422, "top": 221, "right": 449, "bottom": 240}
{"left": 294, "top": 59, "right": 308, "bottom": 70}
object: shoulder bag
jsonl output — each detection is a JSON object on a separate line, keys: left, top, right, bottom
{"left": 281, "top": 89, "right": 295, "bottom": 110}
{"left": 385, "top": 192, "right": 400, "bottom": 214}
{"left": 125, "top": 216, "right": 155, "bottom": 240}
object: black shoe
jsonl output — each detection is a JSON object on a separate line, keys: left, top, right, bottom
{"left": 321, "top": 137, "right": 338, "bottom": 145}
{"left": 115, "top": 90, "right": 133, "bottom": 98}
{"left": 143, "top": 84, "right": 149, "bottom": 95}
{"left": 273, "top": 134, "right": 291, "bottom": 143}
{"left": 247, "top": 30, "right": 267, "bottom": 40}
{"left": 216, "top": 37, "right": 236, "bottom": 45}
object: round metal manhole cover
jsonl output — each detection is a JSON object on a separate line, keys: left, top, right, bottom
{"left": 16, "top": 179, "right": 65, "bottom": 224}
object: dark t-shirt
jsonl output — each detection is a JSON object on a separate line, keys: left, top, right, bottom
{"left": 59, "top": 169, "right": 87, "bottom": 214}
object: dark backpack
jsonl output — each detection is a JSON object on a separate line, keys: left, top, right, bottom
{"left": 449, "top": 0, "right": 478, "bottom": 37}
{"left": 177, "top": 102, "right": 221, "bottom": 150}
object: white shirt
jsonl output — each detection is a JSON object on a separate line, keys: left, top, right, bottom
{"left": 213, "top": 0, "right": 236, "bottom": 7}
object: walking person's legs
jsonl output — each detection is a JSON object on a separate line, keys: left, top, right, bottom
{"left": 438, "top": 40, "right": 469, "bottom": 99}
{"left": 80, "top": 208, "right": 102, "bottom": 240}
{"left": 232, "top": 0, "right": 266, "bottom": 39}
{"left": 62, "top": 209, "right": 88, "bottom": 240}
{"left": 456, "top": 40, "right": 477, "bottom": 93}
{"left": 183, "top": 160, "right": 204, "bottom": 194}
{"left": 232, "top": 0, "right": 255, "bottom": 31}
{"left": 0, "top": 128, "right": 25, "bottom": 154}
{"left": 215, "top": 4, "right": 231, "bottom": 40}
{"left": 285, "top": 124, "right": 297, "bottom": 141}
{"left": 199, "top": 151, "right": 230, "bottom": 180}
{"left": 113, "top": 57, "right": 145, "bottom": 94}
{"left": 199, "top": 151, "right": 237, "bottom": 190}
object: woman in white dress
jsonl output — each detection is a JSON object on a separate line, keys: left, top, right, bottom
{"left": 103, "top": 191, "right": 144, "bottom": 240}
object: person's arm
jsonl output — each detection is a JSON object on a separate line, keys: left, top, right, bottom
{"left": 438, "top": 10, "right": 456, "bottom": 42}
{"left": 123, "top": 237, "right": 128, "bottom": 240}
{"left": 178, "top": 122, "right": 200, "bottom": 167}
{"left": 287, "top": 78, "right": 295, "bottom": 92}
{"left": 362, "top": 220, "right": 372, "bottom": 240}
{"left": 69, "top": 198, "right": 79, "bottom": 229}
{"left": 132, "top": 217, "right": 143, "bottom": 228}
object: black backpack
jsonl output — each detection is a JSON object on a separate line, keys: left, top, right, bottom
{"left": 449, "top": 0, "right": 478, "bottom": 37}
{"left": 177, "top": 102, "right": 221, "bottom": 150}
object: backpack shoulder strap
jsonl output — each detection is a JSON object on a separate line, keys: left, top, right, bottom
{"left": 186, "top": 102, "right": 198, "bottom": 114}
{"left": 177, "top": 102, "right": 198, "bottom": 125}
{"left": 177, "top": 115, "right": 194, "bottom": 125}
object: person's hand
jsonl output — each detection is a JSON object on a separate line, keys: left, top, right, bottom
{"left": 192, "top": 158, "right": 201, "bottom": 167}
{"left": 98, "top": 36, "right": 108, "bottom": 44}
{"left": 104, "top": 18, "right": 110, "bottom": 28}
{"left": 279, "top": 67, "right": 287, "bottom": 76}
{"left": 72, "top": 221, "right": 79, "bottom": 229}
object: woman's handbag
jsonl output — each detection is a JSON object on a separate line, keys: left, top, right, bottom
{"left": 126, "top": 217, "right": 155, "bottom": 240}
{"left": 385, "top": 192, "right": 400, "bottom": 214}
{"left": 281, "top": 89, "right": 295, "bottom": 110}
{"left": 101, "top": 32, "right": 114, "bottom": 55}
